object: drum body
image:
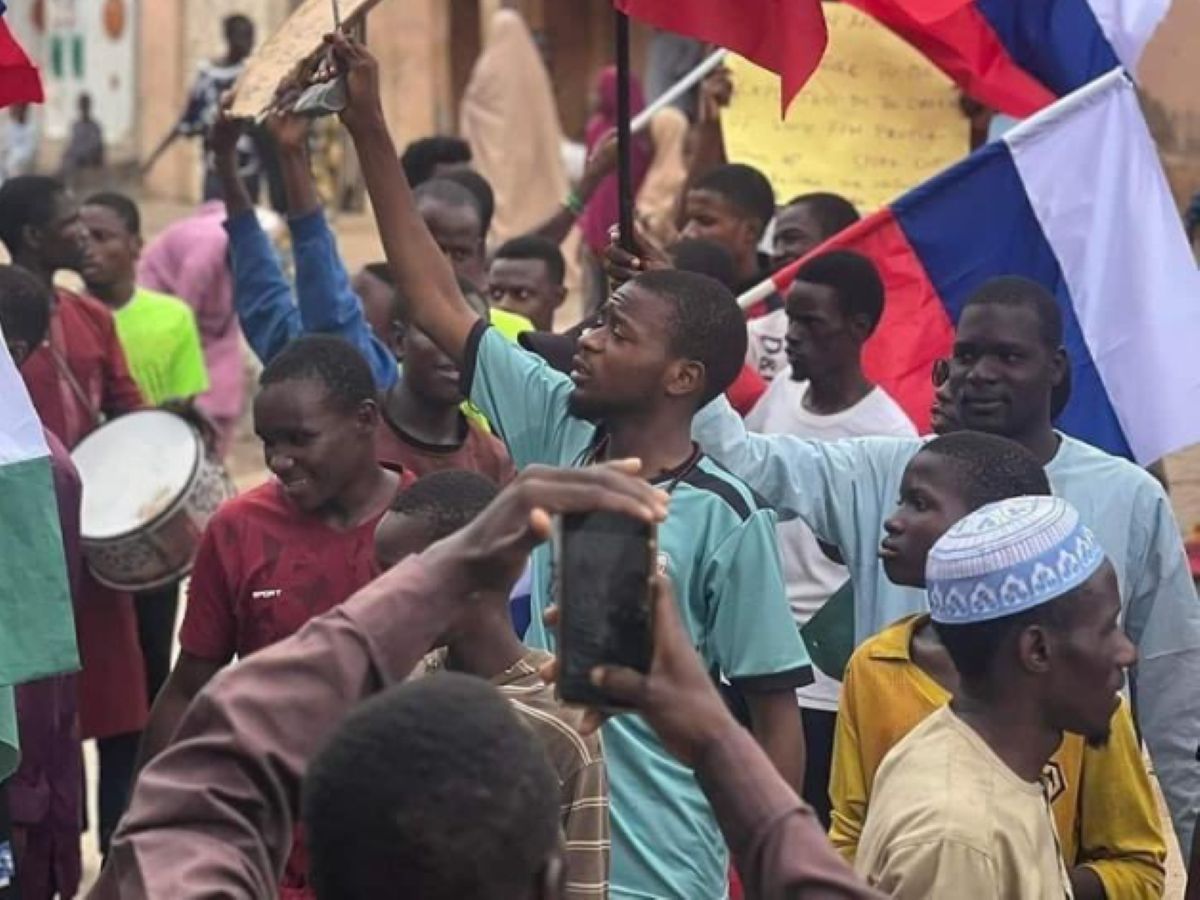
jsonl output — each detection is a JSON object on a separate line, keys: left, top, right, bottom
{"left": 71, "top": 410, "right": 236, "bottom": 592}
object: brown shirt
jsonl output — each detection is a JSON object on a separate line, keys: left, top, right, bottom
{"left": 419, "top": 649, "right": 609, "bottom": 898}
{"left": 374, "top": 413, "right": 516, "bottom": 485}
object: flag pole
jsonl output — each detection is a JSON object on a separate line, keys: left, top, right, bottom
{"left": 615, "top": 8, "right": 635, "bottom": 252}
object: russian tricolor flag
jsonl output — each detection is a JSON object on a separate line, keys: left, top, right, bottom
{"left": 845, "top": 0, "right": 1172, "bottom": 117}
{"left": 743, "top": 69, "right": 1200, "bottom": 465}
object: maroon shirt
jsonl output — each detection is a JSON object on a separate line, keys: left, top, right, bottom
{"left": 374, "top": 414, "right": 516, "bottom": 485}
{"left": 19, "top": 289, "right": 148, "bottom": 740}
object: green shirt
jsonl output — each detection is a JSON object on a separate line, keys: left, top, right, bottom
{"left": 112, "top": 288, "right": 209, "bottom": 405}
{"left": 465, "top": 323, "right": 812, "bottom": 899}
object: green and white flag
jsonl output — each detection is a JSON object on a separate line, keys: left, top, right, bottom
{"left": 0, "top": 327, "right": 79, "bottom": 777}
{"left": 0, "top": 329, "right": 78, "bottom": 683}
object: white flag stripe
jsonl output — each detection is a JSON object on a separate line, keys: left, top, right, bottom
{"left": 0, "top": 323, "right": 49, "bottom": 466}
{"left": 1007, "top": 72, "right": 1200, "bottom": 463}
{"left": 1088, "top": 0, "right": 1172, "bottom": 71}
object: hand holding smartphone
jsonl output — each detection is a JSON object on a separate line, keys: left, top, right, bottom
{"left": 554, "top": 510, "right": 656, "bottom": 711}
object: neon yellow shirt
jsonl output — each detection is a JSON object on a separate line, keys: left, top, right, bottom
{"left": 112, "top": 288, "right": 209, "bottom": 405}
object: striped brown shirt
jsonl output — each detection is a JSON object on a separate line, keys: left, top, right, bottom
{"left": 419, "top": 649, "right": 610, "bottom": 898}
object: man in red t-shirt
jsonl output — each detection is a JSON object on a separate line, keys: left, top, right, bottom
{"left": 137, "top": 334, "right": 407, "bottom": 898}
{"left": 0, "top": 176, "right": 149, "bottom": 856}
{"left": 373, "top": 278, "right": 515, "bottom": 484}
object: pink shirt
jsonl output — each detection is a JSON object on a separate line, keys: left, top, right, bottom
{"left": 138, "top": 201, "right": 246, "bottom": 427}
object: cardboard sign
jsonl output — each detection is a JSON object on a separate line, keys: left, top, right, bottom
{"left": 723, "top": 5, "right": 969, "bottom": 213}
{"left": 230, "top": 0, "right": 381, "bottom": 119}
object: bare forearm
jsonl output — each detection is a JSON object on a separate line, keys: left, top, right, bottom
{"left": 748, "top": 694, "right": 806, "bottom": 794}
{"left": 134, "top": 681, "right": 197, "bottom": 775}
{"left": 345, "top": 114, "right": 473, "bottom": 359}
{"left": 1070, "top": 865, "right": 1107, "bottom": 900}
{"left": 277, "top": 145, "right": 320, "bottom": 218}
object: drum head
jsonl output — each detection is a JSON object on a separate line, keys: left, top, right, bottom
{"left": 72, "top": 410, "right": 201, "bottom": 541}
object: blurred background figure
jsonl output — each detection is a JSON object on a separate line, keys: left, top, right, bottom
{"left": 60, "top": 93, "right": 105, "bottom": 189}
{"left": 2, "top": 103, "right": 38, "bottom": 182}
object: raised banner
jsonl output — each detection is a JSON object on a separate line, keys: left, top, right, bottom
{"left": 722, "top": 4, "right": 969, "bottom": 213}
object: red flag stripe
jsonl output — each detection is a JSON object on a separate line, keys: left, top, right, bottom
{"left": 0, "top": 17, "right": 44, "bottom": 108}
{"left": 615, "top": 0, "right": 828, "bottom": 113}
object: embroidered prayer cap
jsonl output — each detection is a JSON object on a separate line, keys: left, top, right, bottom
{"left": 926, "top": 496, "right": 1105, "bottom": 625}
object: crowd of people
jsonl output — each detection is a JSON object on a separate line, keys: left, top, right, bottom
{"left": 1, "top": 9, "right": 1198, "bottom": 900}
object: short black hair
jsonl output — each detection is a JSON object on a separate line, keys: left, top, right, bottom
{"left": 84, "top": 191, "right": 141, "bottom": 236}
{"left": 793, "top": 250, "right": 885, "bottom": 333}
{"left": 961, "top": 276, "right": 1064, "bottom": 348}
{"left": 258, "top": 335, "right": 376, "bottom": 413}
{"left": 441, "top": 169, "right": 495, "bottom": 236}
{"left": 362, "top": 262, "right": 394, "bottom": 287}
{"left": 934, "top": 592, "right": 1070, "bottom": 688}
{"left": 401, "top": 136, "right": 472, "bottom": 188}
{"left": 669, "top": 238, "right": 738, "bottom": 291}
{"left": 785, "top": 192, "right": 860, "bottom": 240}
{"left": 635, "top": 268, "right": 747, "bottom": 405}
{"left": 223, "top": 14, "right": 253, "bottom": 36}
{"left": 692, "top": 164, "right": 776, "bottom": 235}
{"left": 919, "top": 432, "right": 1051, "bottom": 510}
{"left": 0, "top": 176, "right": 67, "bottom": 257}
{"left": 0, "top": 264, "right": 52, "bottom": 347}
{"left": 390, "top": 471, "right": 500, "bottom": 538}
{"left": 414, "top": 178, "right": 484, "bottom": 232}
{"left": 303, "top": 672, "right": 559, "bottom": 900}
{"left": 495, "top": 234, "right": 566, "bottom": 286}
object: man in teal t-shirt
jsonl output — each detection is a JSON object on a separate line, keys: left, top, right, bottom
{"left": 339, "top": 48, "right": 812, "bottom": 896}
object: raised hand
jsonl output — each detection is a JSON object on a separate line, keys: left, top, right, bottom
{"left": 208, "top": 95, "right": 244, "bottom": 164}
{"left": 603, "top": 220, "right": 672, "bottom": 286}
{"left": 325, "top": 31, "right": 383, "bottom": 135}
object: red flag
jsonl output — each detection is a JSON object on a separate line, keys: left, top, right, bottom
{"left": 615, "top": 0, "right": 827, "bottom": 113}
{"left": 0, "top": 16, "right": 44, "bottom": 108}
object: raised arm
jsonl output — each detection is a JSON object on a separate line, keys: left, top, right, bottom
{"left": 332, "top": 33, "right": 478, "bottom": 366}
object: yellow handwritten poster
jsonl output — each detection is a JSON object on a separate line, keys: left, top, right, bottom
{"left": 723, "top": 5, "right": 969, "bottom": 213}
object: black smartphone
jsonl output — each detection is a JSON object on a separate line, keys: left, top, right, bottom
{"left": 554, "top": 510, "right": 656, "bottom": 710}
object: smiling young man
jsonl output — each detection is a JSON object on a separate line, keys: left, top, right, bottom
{"left": 744, "top": 251, "right": 915, "bottom": 825}
{"left": 856, "top": 496, "right": 1140, "bottom": 898}
{"left": 334, "top": 34, "right": 811, "bottom": 900}
{"left": 692, "top": 274, "right": 1200, "bottom": 854}
{"left": 136, "top": 334, "right": 405, "bottom": 899}
{"left": 833, "top": 432, "right": 1166, "bottom": 899}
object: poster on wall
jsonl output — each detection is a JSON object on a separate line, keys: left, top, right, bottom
{"left": 43, "top": 0, "right": 136, "bottom": 143}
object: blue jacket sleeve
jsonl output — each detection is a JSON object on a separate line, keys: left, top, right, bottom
{"left": 289, "top": 211, "right": 398, "bottom": 390}
{"left": 224, "top": 211, "right": 301, "bottom": 367}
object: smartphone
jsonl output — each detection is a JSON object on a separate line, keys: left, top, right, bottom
{"left": 554, "top": 510, "right": 656, "bottom": 710}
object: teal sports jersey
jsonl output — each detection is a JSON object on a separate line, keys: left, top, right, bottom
{"left": 465, "top": 323, "right": 812, "bottom": 899}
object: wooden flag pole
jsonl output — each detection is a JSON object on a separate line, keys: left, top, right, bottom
{"left": 615, "top": 8, "right": 636, "bottom": 253}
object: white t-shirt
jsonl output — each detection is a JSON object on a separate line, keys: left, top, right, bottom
{"left": 746, "top": 308, "right": 789, "bottom": 381}
{"left": 745, "top": 373, "right": 917, "bottom": 709}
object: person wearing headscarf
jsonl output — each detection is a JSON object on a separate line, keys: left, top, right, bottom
{"left": 459, "top": 9, "right": 569, "bottom": 246}
{"left": 635, "top": 106, "right": 688, "bottom": 250}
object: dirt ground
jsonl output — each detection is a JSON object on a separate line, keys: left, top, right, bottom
{"left": 75, "top": 200, "right": 1196, "bottom": 894}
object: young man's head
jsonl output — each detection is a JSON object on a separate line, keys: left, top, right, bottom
{"left": 401, "top": 136, "right": 473, "bottom": 188}
{"left": 771, "top": 192, "right": 860, "bottom": 270}
{"left": 414, "top": 178, "right": 486, "bottom": 286}
{"left": 254, "top": 335, "right": 380, "bottom": 513}
{"left": 441, "top": 168, "right": 495, "bottom": 237}
{"left": 949, "top": 276, "right": 1067, "bottom": 443}
{"left": 784, "top": 250, "right": 883, "bottom": 384}
{"left": 0, "top": 176, "right": 91, "bottom": 276}
{"left": 568, "top": 269, "right": 746, "bottom": 422}
{"left": 928, "top": 497, "right": 1136, "bottom": 747}
{"left": 881, "top": 431, "right": 1050, "bottom": 588}
{"left": 80, "top": 192, "right": 142, "bottom": 301}
{"left": 681, "top": 164, "right": 775, "bottom": 279}
{"left": 393, "top": 281, "right": 489, "bottom": 408}
{"left": 304, "top": 673, "right": 563, "bottom": 900}
{"left": 223, "top": 14, "right": 255, "bottom": 64}
{"left": 0, "top": 264, "right": 52, "bottom": 365}
{"left": 374, "top": 470, "right": 500, "bottom": 570}
{"left": 488, "top": 236, "right": 567, "bottom": 332}
{"left": 353, "top": 263, "right": 399, "bottom": 348}
{"left": 668, "top": 238, "right": 738, "bottom": 291}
